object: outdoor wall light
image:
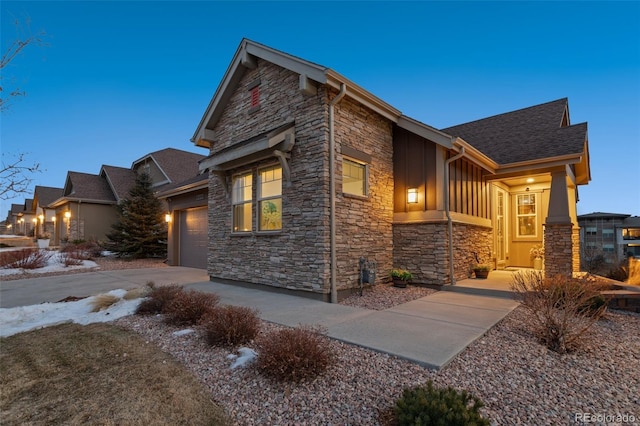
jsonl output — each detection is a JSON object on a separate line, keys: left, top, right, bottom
{"left": 51, "top": 216, "right": 56, "bottom": 222}
{"left": 407, "top": 188, "right": 419, "bottom": 204}
{"left": 64, "top": 211, "right": 71, "bottom": 219}
{"left": 165, "top": 213, "right": 172, "bottom": 223}
{"left": 32, "top": 218, "right": 37, "bottom": 224}
{"left": 39, "top": 214, "right": 44, "bottom": 221}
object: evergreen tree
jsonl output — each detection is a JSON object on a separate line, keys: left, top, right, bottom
{"left": 106, "top": 172, "right": 167, "bottom": 258}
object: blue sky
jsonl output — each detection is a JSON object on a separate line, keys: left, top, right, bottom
{"left": 2, "top": 1, "right": 639, "bottom": 217}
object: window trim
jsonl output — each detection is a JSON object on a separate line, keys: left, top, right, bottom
{"left": 231, "top": 171, "right": 253, "bottom": 234}
{"left": 257, "top": 164, "right": 283, "bottom": 233}
{"left": 342, "top": 156, "right": 369, "bottom": 198}
{"left": 515, "top": 192, "right": 538, "bottom": 239}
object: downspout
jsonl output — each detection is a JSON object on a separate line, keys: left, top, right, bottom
{"left": 329, "top": 83, "right": 347, "bottom": 303}
{"left": 444, "top": 146, "right": 465, "bottom": 285}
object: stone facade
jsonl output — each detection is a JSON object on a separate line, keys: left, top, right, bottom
{"left": 393, "top": 221, "right": 492, "bottom": 284}
{"left": 572, "top": 226, "right": 580, "bottom": 273}
{"left": 544, "top": 222, "right": 574, "bottom": 277}
{"left": 205, "top": 60, "right": 395, "bottom": 299}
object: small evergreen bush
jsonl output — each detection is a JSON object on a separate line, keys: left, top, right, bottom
{"left": 135, "top": 283, "right": 184, "bottom": 315}
{"left": 256, "top": 325, "right": 334, "bottom": 382}
{"left": 163, "top": 290, "right": 220, "bottom": 326}
{"left": 200, "top": 305, "right": 261, "bottom": 347}
{"left": 394, "top": 381, "right": 490, "bottom": 426}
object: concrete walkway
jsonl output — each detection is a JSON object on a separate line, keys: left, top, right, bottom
{"left": 1, "top": 267, "right": 518, "bottom": 369}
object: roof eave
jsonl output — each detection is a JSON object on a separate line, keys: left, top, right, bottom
{"left": 157, "top": 179, "right": 208, "bottom": 199}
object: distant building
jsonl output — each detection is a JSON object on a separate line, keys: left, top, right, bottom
{"left": 577, "top": 212, "right": 640, "bottom": 265}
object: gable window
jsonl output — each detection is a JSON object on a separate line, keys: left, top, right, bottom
{"left": 343, "top": 158, "right": 367, "bottom": 197}
{"left": 232, "top": 172, "right": 252, "bottom": 232}
{"left": 258, "top": 166, "right": 282, "bottom": 231}
{"left": 516, "top": 193, "right": 537, "bottom": 237}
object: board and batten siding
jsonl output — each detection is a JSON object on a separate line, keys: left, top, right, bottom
{"left": 448, "top": 156, "right": 491, "bottom": 219}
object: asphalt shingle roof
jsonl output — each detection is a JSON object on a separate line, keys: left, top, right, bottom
{"left": 33, "top": 186, "right": 64, "bottom": 207}
{"left": 441, "top": 98, "right": 587, "bottom": 165}
{"left": 136, "top": 148, "right": 205, "bottom": 186}
{"left": 101, "top": 165, "right": 137, "bottom": 201}
{"left": 64, "top": 172, "right": 116, "bottom": 202}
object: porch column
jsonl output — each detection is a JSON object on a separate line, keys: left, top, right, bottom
{"left": 544, "top": 171, "right": 573, "bottom": 277}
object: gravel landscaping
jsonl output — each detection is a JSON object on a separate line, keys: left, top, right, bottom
{"left": 114, "top": 284, "right": 640, "bottom": 425}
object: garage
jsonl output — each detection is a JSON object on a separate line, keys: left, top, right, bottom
{"left": 178, "top": 206, "right": 208, "bottom": 269}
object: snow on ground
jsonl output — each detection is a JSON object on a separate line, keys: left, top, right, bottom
{"left": 0, "top": 250, "right": 98, "bottom": 277}
{"left": 0, "top": 289, "right": 142, "bottom": 337}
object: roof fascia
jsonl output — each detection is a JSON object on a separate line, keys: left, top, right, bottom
{"left": 49, "top": 197, "right": 116, "bottom": 208}
{"left": 192, "top": 39, "right": 328, "bottom": 148}
{"left": 452, "top": 137, "right": 498, "bottom": 173}
{"left": 491, "top": 153, "right": 585, "bottom": 180}
{"left": 157, "top": 180, "right": 208, "bottom": 199}
{"left": 325, "top": 71, "right": 400, "bottom": 122}
{"left": 397, "top": 116, "right": 455, "bottom": 149}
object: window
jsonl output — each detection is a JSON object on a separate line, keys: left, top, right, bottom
{"left": 602, "top": 229, "right": 614, "bottom": 239}
{"left": 232, "top": 173, "right": 252, "bottom": 232}
{"left": 343, "top": 158, "right": 367, "bottom": 196}
{"left": 623, "top": 228, "right": 640, "bottom": 240}
{"left": 603, "top": 243, "right": 615, "bottom": 253}
{"left": 516, "top": 194, "right": 537, "bottom": 237}
{"left": 586, "top": 227, "right": 597, "bottom": 236}
{"left": 258, "top": 166, "right": 282, "bottom": 231}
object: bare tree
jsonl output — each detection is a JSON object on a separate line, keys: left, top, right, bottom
{"left": 0, "top": 152, "right": 41, "bottom": 200}
{"left": 1, "top": 15, "right": 48, "bottom": 112}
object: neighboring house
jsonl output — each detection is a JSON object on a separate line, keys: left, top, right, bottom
{"left": 46, "top": 148, "right": 205, "bottom": 245}
{"left": 190, "top": 39, "right": 591, "bottom": 302}
{"left": 31, "top": 186, "right": 63, "bottom": 238}
{"left": 6, "top": 203, "right": 26, "bottom": 235}
{"left": 49, "top": 171, "right": 118, "bottom": 244}
{"left": 578, "top": 212, "right": 640, "bottom": 264}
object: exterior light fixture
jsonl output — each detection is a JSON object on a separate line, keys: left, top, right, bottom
{"left": 165, "top": 213, "right": 172, "bottom": 223}
{"left": 64, "top": 211, "right": 71, "bottom": 219}
{"left": 32, "top": 218, "right": 37, "bottom": 224}
{"left": 407, "top": 188, "right": 418, "bottom": 204}
{"left": 51, "top": 216, "right": 56, "bottom": 222}
{"left": 526, "top": 178, "right": 534, "bottom": 184}
{"left": 39, "top": 214, "right": 45, "bottom": 221}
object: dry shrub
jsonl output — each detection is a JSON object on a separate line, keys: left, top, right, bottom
{"left": 511, "top": 271, "right": 609, "bottom": 353}
{"left": 0, "top": 248, "right": 52, "bottom": 269}
{"left": 91, "top": 294, "right": 120, "bottom": 312}
{"left": 60, "top": 240, "right": 102, "bottom": 259}
{"left": 58, "top": 251, "right": 84, "bottom": 267}
{"left": 123, "top": 287, "right": 146, "bottom": 300}
{"left": 200, "top": 305, "right": 261, "bottom": 347}
{"left": 164, "top": 290, "right": 220, "bottom": 326}
{"left": 256, "top": 325, "right": 335, "bottom": 382}
{"left": 135, "top": 283, "right": 184, "bottom": 315}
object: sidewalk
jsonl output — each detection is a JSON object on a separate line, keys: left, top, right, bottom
{"left": 1, "top": 268, "right": 518, "bottom": 369}
{"left": 187, "top": 280, "right": 518, "bottom": 369}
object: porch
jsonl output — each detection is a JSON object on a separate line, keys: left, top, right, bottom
{"left": 444, "top": 268, "right": 530, "bottom": 299}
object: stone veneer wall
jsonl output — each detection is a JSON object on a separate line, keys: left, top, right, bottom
{"left": 393, "top": 221, "right": 492, "bottom": 285}
{"left": 333, "top": 95, "right": 394, "bottom": 293}
{"left": 206, "top": 60, "right": 330, "bottom": 296}
{"left": 544, "top": 223, "right": 573, "bottom": 277}
{"left": 571, "top": 226, "right": 580, "bottom": 273}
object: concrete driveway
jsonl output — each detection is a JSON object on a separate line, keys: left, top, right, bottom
{"left": 0, "top": 267, "right": 208, "bottom": 308}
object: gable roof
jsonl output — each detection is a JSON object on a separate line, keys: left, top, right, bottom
{"left": 33, "top": 186, "right": 64, "bottom": 209}
{"left": 192, "top": 38, "right": 453, "bottom": 150}
{"left": 53, "top": 171, "right": 117, "bottom": 205}
{"left": 100, "top": 165, "right": 137, "bottom": 202}
{"left": 10, "top": 203, "right": 24, "bottom": 215}
{"left": 131, "top": 148, "right": 206, "bottom": 188}
{"left": 442, "top": 98, "right": 590, "bottom": 183}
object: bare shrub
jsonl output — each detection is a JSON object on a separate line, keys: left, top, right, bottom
{"left": 200, "top": 305, "right": 261, "bottom": 347}
{"left": 135, "top": 283, "right": 184, "bottom": 315}
{"left": 256, "top": 325, "right": 335, "bottom": 382}
{"left": 0, "top": 248, "right": 51, "bottom": 269}
{"left": 91, "top": 294, "right": 120, "bottom": 312}
{"left": 511, "top": 271, "right": 609, "bottom": 353}
{"left": 164, "top": 290, "right": 220, "bottom": 326}
{"left": 58, "top": 251, "right": 84, "bottom": 267}
{"left": 60, "top": 240, "right": 102, "bottom": 260}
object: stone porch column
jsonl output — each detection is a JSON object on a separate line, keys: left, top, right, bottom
{"left": 544, "top": 170, "right": 574, "bottom": 277}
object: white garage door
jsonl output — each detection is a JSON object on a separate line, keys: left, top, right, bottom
{"left": 179, "top": 206, "right": 208, "bottom": 269}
